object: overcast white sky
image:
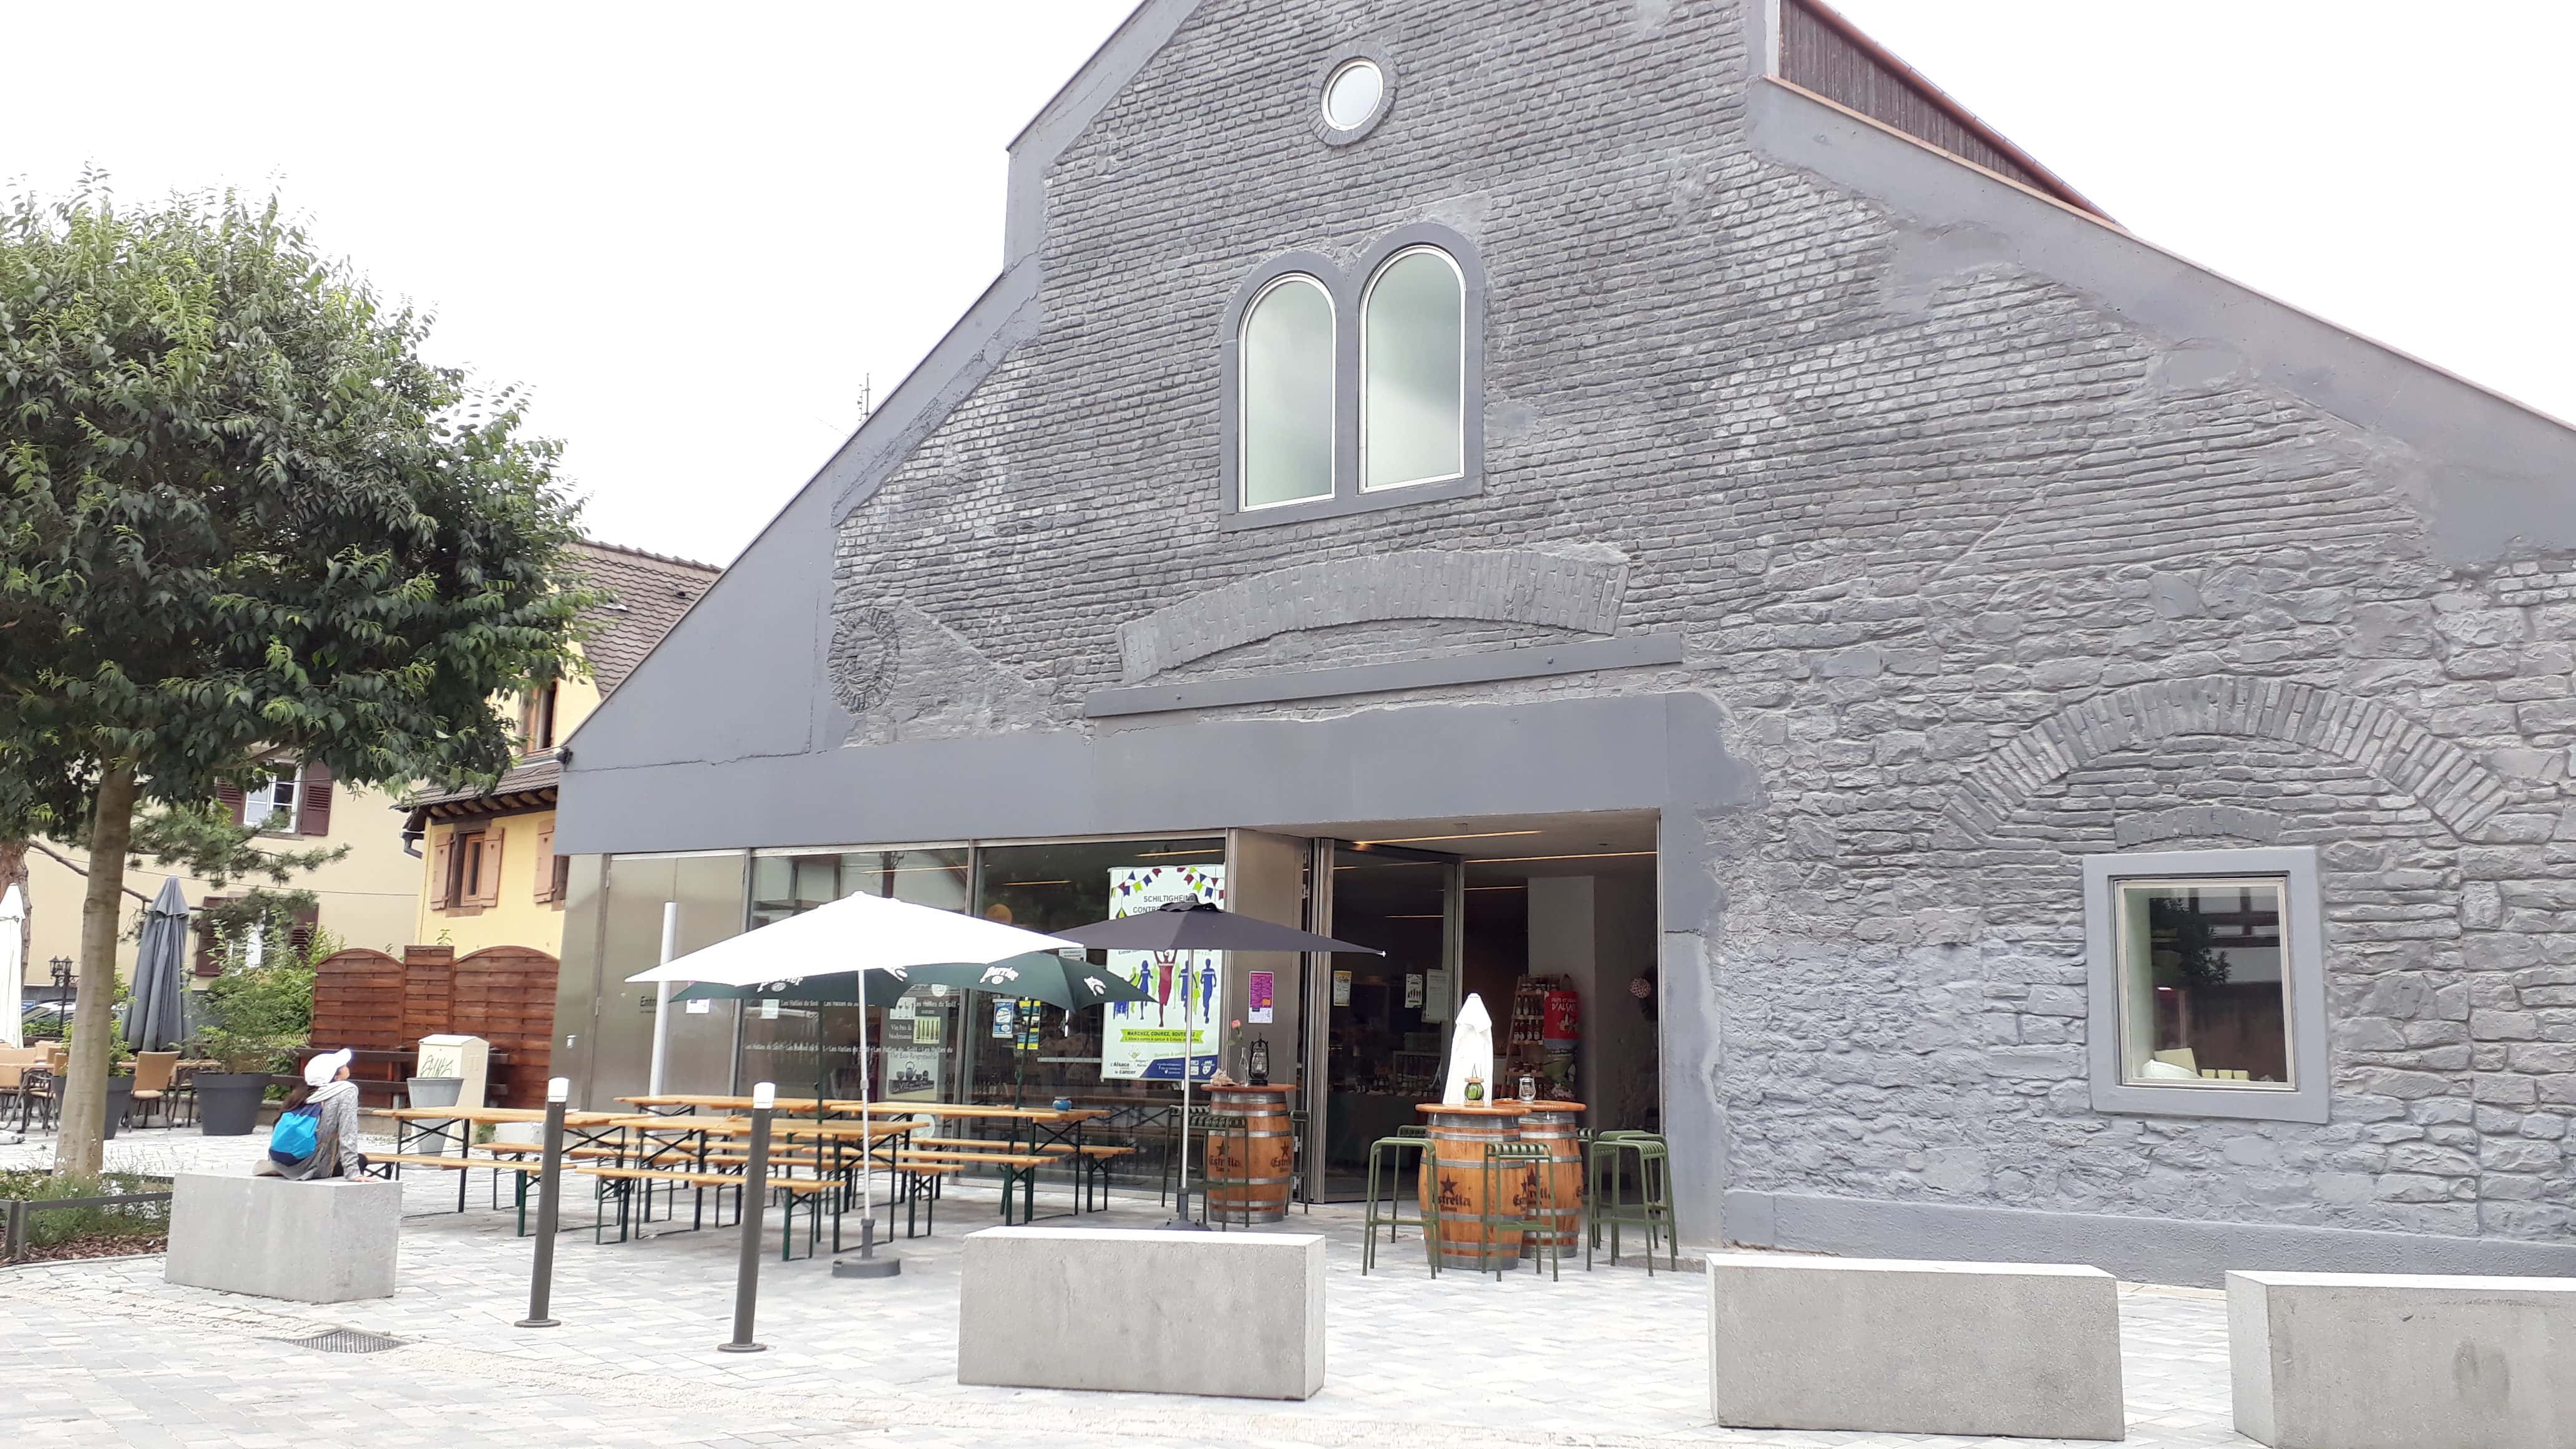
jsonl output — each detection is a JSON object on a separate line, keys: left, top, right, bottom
{"left": 10, "top": 2, "right": 2569, "bottom": 566}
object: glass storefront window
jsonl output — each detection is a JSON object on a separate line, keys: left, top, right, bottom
{"left": 966, "top": 837, "right": 1225, "bottom": 1107}
{"left": 738, "top": 846, "right": 970, "bottom": 1103}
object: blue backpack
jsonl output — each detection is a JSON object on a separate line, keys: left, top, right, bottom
{"left": 268, "top": 1105, "right": 320, "bottom": 1164}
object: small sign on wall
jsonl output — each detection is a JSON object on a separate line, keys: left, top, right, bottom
{"left": 1248, "top": 970, "right": 1274, "bottom": 1024}
{"left": 1332, "top": 970, "right": 1352, "bottom": 1007}
{"left": 1405, "top": 973, "right": 1425, "bottom": 1009}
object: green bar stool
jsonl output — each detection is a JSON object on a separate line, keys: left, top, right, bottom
{"left": 1361, "top": 1125, "right": 1436, "bottom": 1276}
{"left": 1586, "top": 1130, "right": 1676, "bottom": 1273}
{"left": 1186, "top": 1109, "right": 1249, "bottom": 1229}
{"left": 1480, "top": 1140, "right": 1561, "bottom": 1282}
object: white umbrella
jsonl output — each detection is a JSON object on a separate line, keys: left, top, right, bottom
{"left": 627, "top": 890, "right": 1081, "bottom": 1271}
{"left": 1, "top": 884, "right": 24, "bottom": 1050}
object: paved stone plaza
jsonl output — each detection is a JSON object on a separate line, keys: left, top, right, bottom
{"left": 3, "top": 1127, "right": 2250, "bottom": 1448}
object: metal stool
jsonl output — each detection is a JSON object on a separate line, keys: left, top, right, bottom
{"left": 1185, "top": 1109, "right": 1249, "bottom": 1229}
{"left": 1478, "top": 1141, "right": 1559, "bottom": 1282}
{"left": 1287, "top": 1108, "right": 1313, "bottom": 1214}
{"left": 1361, "top": 1127, "right": 1437, "bottom": 1276}
{"left": 1586, "top": 1131, "right": 1676, "bottom": 1273}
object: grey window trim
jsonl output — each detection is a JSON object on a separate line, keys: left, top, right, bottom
{"left": 1314, "top": 45, "right": 1397, "bottom": 147}
{"left": 1219, "top": 224, "right": 1486, "bottom": 532}
{"left": 1234, "top": 270, "right": 1337, "bottom": 514}
{"left": 2083, "top": 846, "right": 2329, "bottom": 1125}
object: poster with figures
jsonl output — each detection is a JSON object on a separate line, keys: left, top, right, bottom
{"left": 1101, "top": 863, "right": 1226, "bottom": 1080}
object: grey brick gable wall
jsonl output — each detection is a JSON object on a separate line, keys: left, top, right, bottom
{"left": 578, "top": 0, "right": 2576, "bottom": 1267}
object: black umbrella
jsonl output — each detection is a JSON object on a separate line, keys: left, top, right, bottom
{"left": 1053, "top": 900, "right": 1383, "bottom": 1228}
{"left": 1052, "top": 900, "right": 1381, "bottom": 957}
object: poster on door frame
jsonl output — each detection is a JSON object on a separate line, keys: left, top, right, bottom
{"left": 1101, "top": 864, "right": 1226, "bottom": 1081}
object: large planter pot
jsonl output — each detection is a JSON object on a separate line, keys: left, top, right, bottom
{"left": 195, "top": 1073, "right": 276, "bottom": 1136}
{"left": 102, "top": 1075, "right": 134, "bottom": 1139}
{"left": 406, "top": 1077, "right": 464, "bottom": 1109}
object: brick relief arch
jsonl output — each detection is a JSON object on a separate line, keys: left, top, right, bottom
{"left": 1947, "top": 677, "right": 2512, "bottom": 841}
{"left": 1116, "top": 549, "right": 1628, "bottom": 682}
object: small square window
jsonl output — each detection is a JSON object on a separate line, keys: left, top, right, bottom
{"left": 2085, "top": 847, "right": 2328, "bottom": 1123}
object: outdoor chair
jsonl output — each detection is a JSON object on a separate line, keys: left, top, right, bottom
{"left": 14, "top": 1066, "right": 58, "bottom": 1131}
{"left": 1184, "top": 1109, "right": 1250, "bottom": 1230}
{"left": 1361, "top": 1124, "right": 1437, "bottom": 1276}
{"left": 1478, "top": 1140, "right": 1561, "bottom": 1282}
{"left": 129, "top": 1051, "right": 180, "bottom": 1128}
{"left": 1287, "top": 1108, "right": 1312, "bottom": 1215}
{"left": 1585, "top": 1130, "right": 1676, "bottom": 1274}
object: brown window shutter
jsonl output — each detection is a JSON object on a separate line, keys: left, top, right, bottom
{"left": 472, "top": 830, "right": 504, "bottom": 908}
{"left": 287, "top": 904, "right": 320, "bottom": 958}
{"left": 215, "top": 782, "right": 245, "bottom": 824}
{"left": 194, "top": 896, "right": 232, "bottom": 976}
{"left": 299, "top": 761, "right": 334, "bottom": 836}
{"left": 532, "top": 827, "right": 557, "bottom": 904}
{"left": 429, "top": 836, "right": 454, "bottom": 910}
{"left": 550, "top": 852, "right": 571, "bottom": 909}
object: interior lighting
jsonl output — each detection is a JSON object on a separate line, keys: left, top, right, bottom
{"left": 1351, "top": 830, "right": 1544, "bottom": 846}
{"left": 1469, "top": 851, "right": 1656, "bottom": 866}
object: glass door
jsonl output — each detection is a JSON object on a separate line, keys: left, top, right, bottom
{"left": 1307, "top": 840, "right": 1462, "bottom": 1201}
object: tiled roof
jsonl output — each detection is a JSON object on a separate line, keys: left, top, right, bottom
{"left": 565, "top": 540, "right": 723, "bottom": 696}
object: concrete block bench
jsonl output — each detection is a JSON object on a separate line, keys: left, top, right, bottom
{"left": 165, "top": 1172, "right": 400, "bottom": 1303}
{"left": 2229, "top": 1271, "right": 2576, "bottom": 1448}
{"left": 1709, "top": 1252, "right": 2124, "bottom": 1441}
{"left": 959, "top": 1226, "right": 1324, "bottom": 1400}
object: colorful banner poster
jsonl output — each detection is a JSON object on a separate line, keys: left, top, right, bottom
{"left": 1101, "top": 863, "right": 1226, "bottom": 1081}
{"left": 1247, "top": 970, "right": 1274, "bottom": 1025}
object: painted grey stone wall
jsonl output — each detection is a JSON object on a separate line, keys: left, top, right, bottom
{"left": 572, "top": 0, "right": 2576, "bottom": 1268}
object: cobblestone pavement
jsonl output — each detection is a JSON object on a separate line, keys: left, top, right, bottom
{"left": 3, "top": 1126, "right": 2253, "bottom": 1448}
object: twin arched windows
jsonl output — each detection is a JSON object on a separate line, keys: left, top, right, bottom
{"left": 1232, "top": 237, "right": 1476, "bottom": 520}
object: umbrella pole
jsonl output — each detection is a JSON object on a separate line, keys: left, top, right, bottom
{"left": 836, "top": 973, "right": 897, "bottom": 1279}
{"left": 1168, "top": 950, "right": 1208, "bottom": 1231}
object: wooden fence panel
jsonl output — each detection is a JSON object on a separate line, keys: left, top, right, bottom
{"left": 449, "top": 946, "right": 558, "bottom": 1109}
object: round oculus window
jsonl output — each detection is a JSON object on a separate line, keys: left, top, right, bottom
{"left": 1322, "top": 59, "right": 1385, "bottom": 132}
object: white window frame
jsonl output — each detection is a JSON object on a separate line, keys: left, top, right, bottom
{"left": 243, "top": 765, "right": 303, "bottom": 835}
{"left": 2084, "top": 846, "right": 2329, "bottom": 1124}
{"left": 1236, "top": 272, "right": 1337, "bottom": 513}
{"left": 1358, "top": 245, "right": 1468, "bottom": 494}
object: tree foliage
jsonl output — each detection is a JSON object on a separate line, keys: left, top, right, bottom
{"left": 1, "top": 178, "right": 596, "bottom": 1171}
{"left": 1, "top": 179, "right": 593, "bottom": 817}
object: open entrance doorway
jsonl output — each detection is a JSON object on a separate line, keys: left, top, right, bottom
{"left": 1291, "top": 812, "right": 1660, "bottom": 1201}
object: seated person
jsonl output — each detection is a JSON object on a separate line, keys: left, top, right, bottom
{"left": 255, "top": 1048, "right": 368, "bottom": 1180}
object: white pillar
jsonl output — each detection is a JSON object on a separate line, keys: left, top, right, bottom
{"left": 647, "top": 901, "right": 678, "bottom": 1095}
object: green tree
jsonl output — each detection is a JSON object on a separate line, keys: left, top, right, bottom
{"left": 1, "top": 182, "right": 592, "bottom": 1174}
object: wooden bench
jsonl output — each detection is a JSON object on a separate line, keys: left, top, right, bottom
{"left": 896, "top": 1149, "right": 1061, "bottom": 1224}
{"left": 370, "top": 1153, "right": 546, "bottom": 1226}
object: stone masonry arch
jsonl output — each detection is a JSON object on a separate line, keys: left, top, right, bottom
{"left": 1116, "top": 549, "right": 1627, "bottom": 682}
{"left": 1947, "top": 677, "right": 2511, "bottom": 842}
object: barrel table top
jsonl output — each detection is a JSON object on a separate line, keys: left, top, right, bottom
{"left": 1414, "top": 1100, "right": 1587, "bottom": 1116}
{"left": 1203, "top": 1084, "right": 1299, "bottom": 1095}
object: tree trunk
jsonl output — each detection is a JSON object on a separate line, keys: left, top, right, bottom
{"left": 0, "top": 836, "right": 26, "bottom": 1000}
{"left": 53, "top": 763, "right": 137, "bottom": 1178}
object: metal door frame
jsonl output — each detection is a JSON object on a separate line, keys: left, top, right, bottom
{"left": 1301, "top": 838, "right": 1464, "bottom": 1203}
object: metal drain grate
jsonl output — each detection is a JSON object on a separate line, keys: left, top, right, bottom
{"left": 274, "top": 1327, "right": 406, "bottom": 1355}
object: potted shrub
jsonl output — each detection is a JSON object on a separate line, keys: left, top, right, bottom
{"left": 193, "top": 929, "right": 320, "bottom": 1136}
{"left": 100, "top": 1025, "right": 138, "bottom": 1140}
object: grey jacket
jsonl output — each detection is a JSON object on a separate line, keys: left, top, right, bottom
{"left": 253, "top": 1081, "right": 365, "bottom": 1179}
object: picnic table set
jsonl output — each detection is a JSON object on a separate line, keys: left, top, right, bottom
{"left": 376, "top": 1092, "right": 1129, "bottom": 1258}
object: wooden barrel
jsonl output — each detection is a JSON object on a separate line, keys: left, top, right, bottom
{"left": 1204, "top": 1085, "right": 1295, "bottom": 1224}
{"left": 1416, "top": 1103, "right": 1531, "bottom": 1270}
{"left": 1513, "top": 1100, "right": 1586, "bottom": 1252}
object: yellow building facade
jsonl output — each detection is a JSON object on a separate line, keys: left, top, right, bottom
{"left": 407, "top": 542, "right": 717, "bottom": 960}
{"left": 19, "top": 775, "right": 420, "bottom": 989}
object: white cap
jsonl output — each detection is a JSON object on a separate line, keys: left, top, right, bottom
{"left": 751, "top": 1081, "right": 777, "bottom": 1110}
{"left": 547, "top": 1076, "right": 570, "bottom": 1104}
{"left": 303, "top": 1048, "right": 354, "bottom": 1088}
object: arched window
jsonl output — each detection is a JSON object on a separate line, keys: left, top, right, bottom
{"left": 1360, "top": 246, "right": 1465, "bottom": 491}
{"left": 1239, "top": 273, "right": 1335, "bottom": 509}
